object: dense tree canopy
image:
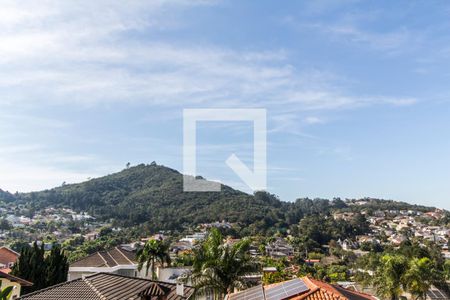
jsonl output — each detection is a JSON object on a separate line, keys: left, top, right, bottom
{"left": 0, "top": 164, "right": 438, "bottom": 237}
{"left": 189, "top": 228, "right": 259, "bottom": 298}
{"left": 356, "top": 241, "right": 446, "bottom": 300}
{"left": 137, "top": 239, "right": 171, "bottom": 279}
{"left": 11, "top": 243, "right": 69, "bottom": 294}
{"left": 290, "top": 213, "right": 370, "bottom": 249}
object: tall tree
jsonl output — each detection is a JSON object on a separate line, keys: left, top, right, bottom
{"left": 46, "top": 244, "right": 69, "bottom": 286}
{"left": 11, "top": 242, "right": 69, "bottom": 294}
{"left": 11, "top": 242, "right": 46, "bottom": 293}
{"left": 403, "top": 257, "right": 443, "bottom": 300}
{"left": 373, "top": 254, "right": 408, "bottom": 300}
{"left": 189, "top": 228, "right": 259, "bottom": 299}
{"left": 137, "top": 239, "right": 171, "bottom": 280}
{"left": 0, "top": 219, "right": 11, "bottom": 232}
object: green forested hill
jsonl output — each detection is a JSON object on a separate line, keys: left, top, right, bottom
{"left": 0, "top": 189, "right": 15, "bottom": 202}
{"left": 0, "top": 163, "right": 439, "bottom": 235}
{"left": 9, "top": 163, "right": 293, "bottom": 233}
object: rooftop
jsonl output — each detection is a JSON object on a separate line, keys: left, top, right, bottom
{"left": 0, "top": 270, "right": 33, "bottom": 286}
{"left": 19, "top": 272, "right": 194, "bottom": 300}
{"left": 228, "top": 277, "right": 376, "bottom": 300}
{"left": 70, "top": 246, "right": 136, "bottom": 268}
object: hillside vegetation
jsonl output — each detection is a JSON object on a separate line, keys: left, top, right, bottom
{"left": 0, "top": 163, "right": 437, "bottom": 235}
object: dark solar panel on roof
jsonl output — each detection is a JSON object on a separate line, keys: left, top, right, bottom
{"left": 427, "top": 289, "right": 448, "bottom": 299}
{"left": 265, "top": 278, "right": 308, "bottom": 300}
{"left": 229, "top": 285, "right": 265, "bottom": 300}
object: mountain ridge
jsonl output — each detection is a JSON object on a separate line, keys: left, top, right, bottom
{"left": 0, "top": 163, "right": 439, "bottom": 235}
{"left": 6, "top": 163, "right": 289, "bottom": 234}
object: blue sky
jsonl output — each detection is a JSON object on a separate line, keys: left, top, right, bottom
{"left": 1, "top": 0, "right": 450, "bottom": 209}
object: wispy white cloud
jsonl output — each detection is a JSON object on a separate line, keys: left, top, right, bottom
{"left": 309, "top": 23, "right": 418, "bottom": 53}
{"left": 282, "top": 5, "right": 424, "bottom": 55}
{"left": 316, "top": 145, "right": 354, "bottom": 161}
{"left": 304, "top": 116, "right": 325, "bottom": 125}
{"left": 0, "top": 113, "right": 70, "bottom": 129}
{"left": 0, "top": 0, "right": 420, "bottom": 193}
{"left": 0, "top": 1, "right": 415, "bottom": 111}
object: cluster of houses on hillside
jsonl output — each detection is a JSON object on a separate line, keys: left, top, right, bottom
{"left": 1, "top": 206, "right": 94, "bottom": 228}
{"left": 333, "top": 208, "right": 450, "bottom": 258}
{"left": 0, "top": 204, "right": 108, "bottom": 247}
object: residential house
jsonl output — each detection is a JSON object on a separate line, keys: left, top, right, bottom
{"left": 304, "top": 259, "right": 320, "bottom": 265}
{"left": 155, "top": 267, "right": 223, "bottom": 300}
{"left": 180, "top": 232, "right": 207, "bottom": 245}
{"left": 83, "top": 231, "right": 99, "bottom": 241}
{"left": 171, "top": 241, "right": 194, "bottom": 254}
{"left": 156, "top": 267, "right": 191, "bottom": 284}
{"left": 338, "top": 239, "right": 358, "bottom": 251}
{"left": 373, "top": 210, "right": 385, "bottom": 218}
{"left": 356, "top": 235, "right": 376, "bottom": 244}
{"left": 68, "top": 246, "right": 137, "bottom": 281}
{"left": 19, "top": 272, "right": 194, "bottom": 300}
{"left": 227, "top": 277, "right": 376, "bottom": 300}
{"left": 333, "top": 212, "right": 355, "bottom": 221}
{"left": 200, "top": 221, "right": 232, "bottom": 230}
{"left": 442, "top": 251, "right": 450, "bottom": 260}
{"left": 389, "top": 234, "right": 407, "bottom": 246}
{"left": 266, "top": 238, "right": 294, "bottom": 258}
{"left": 0, "top": 270, "right": 33, "bottom": 299}
{"left": 0, "top": 246, "right": 19, "bottom": 270}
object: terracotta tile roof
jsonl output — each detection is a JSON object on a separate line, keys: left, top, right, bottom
{"left": 19, "top": 272, "right": 194, "bottom": 300}
{"left": 21, "top": 278, "right": 98, "bottom": 299}
{"left": 331, "top": 285, "right": 377, "bottom": 300}
{"left": 297, "top": 277, "right": 345, "bottom": 299}
{"left": 70, "top": 246, "right": 136, "bottom": 268}
{"left": 228, "top": 277, "right": 376, "bottom": 300}
{"left": 109, "top": 247, "right": 135, "bottom": 265}
{"left": 292, "top": 278, "right": 376, "bottom": 300}
{"left": 0, "top": 270, "right": 33, "bottom": 286}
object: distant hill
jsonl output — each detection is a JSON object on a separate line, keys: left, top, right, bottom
{"left": 0, "top": 163, "right": 439, "bottom": 234}
{"left": 0, "top": 189, "right": 15, "bottom": 202}
{"left": 6, "top": 163, "right": 292, "bottom": 233}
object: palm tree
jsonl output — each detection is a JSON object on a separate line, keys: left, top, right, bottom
{"left": 403, "top": 257, "right": 443, "bottom": 300}
{"left": 373, "top": 254, "right": 408, "bottom": 300}
{"left": 189, "top": 228, "right": 259, "bottom": 299}
{"left": 137, "top": 239, "right": 171, "bottom": 280}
